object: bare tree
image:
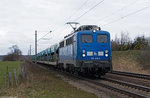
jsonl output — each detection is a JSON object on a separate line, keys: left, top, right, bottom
{"left": 120, "top": 31, "right": 131, "bottom": 45}
{"left": 111, "top": 31, "right": 132, "bottom": 51}
{"left": 3, "top": 45, "right": 22, "bottom": 61}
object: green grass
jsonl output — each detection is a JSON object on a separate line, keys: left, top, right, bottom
{"left": 24, "top": 73, "right": 97, "bottom": 98}
{"left": 1, "top": 62, "right": 98, "bottom": 98}
{"left": 0, "top": 61, "right": 22, "bottom": 88}
{"left": 21, "top": 64, "right": 97, "bottom": 98}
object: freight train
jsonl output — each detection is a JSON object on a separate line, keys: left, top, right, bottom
{"left": 32, "top": 25, "right": 112, "bottom": 77}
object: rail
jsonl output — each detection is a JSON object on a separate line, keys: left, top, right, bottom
{"left": 110, "top": 70, "right": 150, "bottom": 80}
{"left": 103, "top": 77, "right": 150, "bottom": 92}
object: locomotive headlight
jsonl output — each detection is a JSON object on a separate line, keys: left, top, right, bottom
{"left": 93, "top": 30, "right": 96, "bottom": 33}
{"left": 82, "top": 54, "right": 86, "bottom": 57}
{"left": 105, "top": 54, "right": 108, "bottom": 57}
{"left": 105, "top": 50, "right": 108, "bottom": 53}
{"left": 83, "top": 50, "right": 85, "bottom": 53}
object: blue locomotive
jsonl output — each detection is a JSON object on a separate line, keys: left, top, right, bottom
{"left": 33, "top": 25, "right": 112, "bottom": 77}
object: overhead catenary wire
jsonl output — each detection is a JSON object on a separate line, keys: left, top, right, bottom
{"left": 78, "top": 0, "right": 90, "bottom": 10}
{"left": 97, "top": 0, "right": 139, "bottom": 21}
{"left": 37, "top": 31, "right": 52, "bottom": 42}
{"left": 74, "top": 0, "right": 105, "bottom": 21}
{"left": 55, "top": 0, "right": 90, "bottom": 34}
{"left": 52, "top": 0, "right": 105, "bottom": 41}
{"left": 101, "top": 4, "right": 150, "bottom": 27}
{"left": 67, "top": 0, "right": 90, "bottom": 21}
{"left": 31, "top": 31, "right": 52, "bottom": 56}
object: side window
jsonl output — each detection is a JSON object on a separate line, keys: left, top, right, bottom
{"left": 59, "top": 41, "right": 64, "bottom": 48}
{"left": 66, "top": 37, "right": 73, "bottom": 46}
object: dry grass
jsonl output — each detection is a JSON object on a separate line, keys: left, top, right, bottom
{"left": 137, "top": 48, "right": 150, "bottom": 70}
{"left": 112, "top": 50, "right": 150, "bottom": 74}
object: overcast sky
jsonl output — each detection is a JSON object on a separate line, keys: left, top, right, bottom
{"left": 0, "top": 0, "right": 150, "bottom": 55}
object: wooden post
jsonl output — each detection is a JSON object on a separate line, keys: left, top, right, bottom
{"left": 24, "top": 66, "right": 26, "bottom": 78}
{"left": 6, "top": 66, "right": 8, "bottom": 87}
{"left": 13, "top": 69, "right": 17, "bottom": 86}
{"left": 22, "top": 66, "right": 26, "bottom": 79}
{"left": 8, "top": 72, "right": 11, "bottom": 87}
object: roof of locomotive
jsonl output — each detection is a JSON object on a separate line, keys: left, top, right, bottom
{"left": 63, "top": 25, "right": 101, "bottom": 39}
{"left": 61, "top": 25, "right": 109, "bottom": 43}
{"left": 76, "top": 25, "right": 101, "bottom": 32}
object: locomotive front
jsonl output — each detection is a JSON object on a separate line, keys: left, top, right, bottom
{"left": 76, "top": 25, "right": 112, "bottom": 76}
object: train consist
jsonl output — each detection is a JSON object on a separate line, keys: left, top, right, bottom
{"left": 32, "top": 25, "right": 112, "bottom": 77}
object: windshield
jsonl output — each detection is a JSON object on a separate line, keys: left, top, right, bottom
{"left": 81, "top": 34, "right": 93, "bottom": 43}
{"left": 97, "top": 34, "right": 108, "bottom": 43}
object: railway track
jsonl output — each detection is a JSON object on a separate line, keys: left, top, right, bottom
{"left": 103, "top": 77, "right": 150, "bottom": 92}
{"left": 64, "top": 73, "right": 150, "bottom": 98}
{"left": 87, "top": 78, "right": 150, "bottom": 98}
{"left": 37, "top": 63, "right": 150, "bottom": 98}
{"left": 110, "top": 70, "right": 150, "bottom": 80}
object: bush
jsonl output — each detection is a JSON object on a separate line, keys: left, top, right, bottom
{"left": 111, "top": 33, "right": 149, "bottom": 51}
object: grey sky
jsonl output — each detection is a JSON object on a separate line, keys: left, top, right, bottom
{"left": 0, "top": 0, "right": 150, "bottom": 55}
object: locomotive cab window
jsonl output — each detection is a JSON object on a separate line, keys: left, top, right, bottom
{"left": 81, "top": 34, "right": 93, "bottom": 43}
{"left": 59, "top": 41, "right": 64, "bottom": 48}
{"left": 97, "top": 34, "right": 108, "bottom": 43}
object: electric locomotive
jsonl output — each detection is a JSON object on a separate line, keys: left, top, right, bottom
{"left": 33, "top": 24, "right": 112, "bottom": 77}
{"left": 58, "top": 25, "right": 112, "bottom": 76}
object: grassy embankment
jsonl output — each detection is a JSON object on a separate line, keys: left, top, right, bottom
{"left": 0, "top": 62, "right": 97, "bottom": 98}
{"left": 112, "top": 50, "right": 150, "bottom": 74}
{"left": 0, "top": 61, "right": 22, "bottom": 88}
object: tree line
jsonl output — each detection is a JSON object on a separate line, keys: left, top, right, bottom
{"left": 111, "top": 32, "right": 149, "bottom": 51}
{"left": 2, "top": 45, "right": 22, "bottom": 61}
